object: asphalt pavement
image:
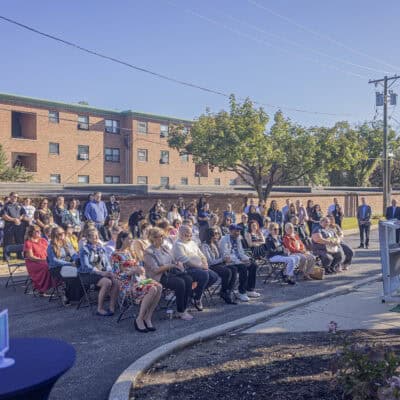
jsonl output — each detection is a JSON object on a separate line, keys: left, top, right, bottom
{"left": 0, "top": 229, "right": 381, "bottom": 400}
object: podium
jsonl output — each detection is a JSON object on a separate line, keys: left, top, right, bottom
{"left": 379, "top": 220, "right": 400, "bottom": 302}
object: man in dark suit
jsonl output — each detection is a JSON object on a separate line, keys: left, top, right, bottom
{"left": 357, "top": 197, "right": 372, "bottom": 249}
{"left": 385, "top": 198, "right": 400, "bottom": 243}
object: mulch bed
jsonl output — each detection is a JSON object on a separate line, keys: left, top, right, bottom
{"left": 133, "top": 329, "right": 400, "bottom": 400}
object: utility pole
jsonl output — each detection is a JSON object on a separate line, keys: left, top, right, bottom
{"left": 369, "top": 74, "right": 399, "bottom": 215}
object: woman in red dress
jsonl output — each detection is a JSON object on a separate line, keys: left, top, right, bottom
{"left": 24, "top": 225, "right": 56, "bottom": 294}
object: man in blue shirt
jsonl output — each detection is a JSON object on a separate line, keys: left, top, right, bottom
{"left": 84, "top": 192, "right": 108, "bottom": 228}
{"left": 356, "top": 197, "right": 372, "bottom": 249}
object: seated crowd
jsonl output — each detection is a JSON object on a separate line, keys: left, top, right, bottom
{"left": 3, "top": 192, "right": 354, "bottom": 333}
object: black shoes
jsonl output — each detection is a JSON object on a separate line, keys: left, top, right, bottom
{"left": 143, "top": 321, "right": 156, "bottom": 332}
{"left": 358, "top": 245, "right": 365, "bottom": 249}
{"left": 220, "top": 291, "right": 238, "bottom": 305}
{"left": 134, "top": 319, "right": 148, "bottom": 333}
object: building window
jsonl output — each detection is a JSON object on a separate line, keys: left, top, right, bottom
{"left": 180, "top": 177, "right": 188, "bottom": 185}
{"left": 105, "top": 148, "right": 120, "bottom": 162}
{"left": 12, "top": 153, "right": 37, "bottom": 172}
{"left": 138, "top": 121, "right": 148, "bottom": 134}
{"left": 78, "top": 175, "right": 90, "bottom": 184}
{"left": 137, "top": 149, "right": 148, "bottom": 162}
{"left": 180, "top": 153, "right": 189, "bottom": 162}
{"left": 77, "top": 145, "right": 89, "bottom": 160}
{"left": 214, "top": 178, "right": 221, "bottom": 186}
{"left": 137, "top": 176, "right": 148, "bottom": 184}
{"left": 78, "top": 115, "right": 89, "bottom": 130}
{"left": 48, "top": 110, "right": 59, "bottom": 124}
{"left": 50, "top": 174, "right": 61, "bottom": 183}
{"left": 160, "top": 177, "right": 169, "bottom": 187}
{"left": 160, "top": 150, "right": 169, "bottom": 164}
{"left": 49, "top": 142, "right": 60, "bottom": 155}
{"left": 11, "top": 111, "right": 37, "bottom": 140}
{"left": 104, "top": 176, "right": 120, "bottom": 184}
{"left": 105, "top": 119, "right": 120, "bottom": 134}
{"left": 160, "top": 124, "right": 169, "bottom": 138}
{"left": 229, "top": 179, "right": 236, "bottom": 186}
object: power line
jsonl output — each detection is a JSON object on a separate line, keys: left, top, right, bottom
{"left": 167, "top": 1, "right": 368, "bottom": 81}
{"left": 226, "top": 14, "right": 388, "bottom": 75}
{"left": 0, "top": 14, "right": 355, "bottom": 117}
{"left": 246, "top": 0, "right": 400, "bottom": 72}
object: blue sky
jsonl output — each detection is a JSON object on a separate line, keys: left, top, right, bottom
{"left": 1, "top": 0, "right": 399, "bottom": 127}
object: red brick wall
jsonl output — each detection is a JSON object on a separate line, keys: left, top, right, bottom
{"left": 11, "top": 190, "right": 390, "bottom": 224}
{"left": 0, "top": 103, "right": 108, "bottom": 184}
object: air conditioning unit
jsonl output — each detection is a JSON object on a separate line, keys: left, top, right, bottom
{"left": 160, "top": 158, "right": 168, "bottom": 164}
{"left": 78, "top": 123, "right": 89, "bottom": 130}
{"left": 79, "top": 153, "right": 89, "bottom": 160}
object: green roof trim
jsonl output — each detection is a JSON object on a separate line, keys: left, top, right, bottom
{"left": 0, "top": 92, "right": 193, "bottom": 124}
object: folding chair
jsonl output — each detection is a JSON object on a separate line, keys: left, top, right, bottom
{"left": 77, "top": 273, "right": 99, "bottom": 313}
{"left": 262, "top": 260, "right": 287, "bottom": 284}
{"left": 203, "top": 277, "right": 222, "bottom": 306}
{"left": 47, "top": 265, "right": 79, "bottom": 306}
{"left": 116, "top": 289, "right": 138, "bottom": 323}
{"left": 4, "top": 244, "right": 30, "bottom": 291}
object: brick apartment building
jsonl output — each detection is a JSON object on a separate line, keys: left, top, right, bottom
{"left": 0, "top": 93, "right": 237, "bottom": 186}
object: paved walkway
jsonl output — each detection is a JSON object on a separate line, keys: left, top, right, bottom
{"left": 1, "top": 229, "right": 381, "bottom": 400}
{"left": 244, "top": 280, "right": 398, "bottom": 334}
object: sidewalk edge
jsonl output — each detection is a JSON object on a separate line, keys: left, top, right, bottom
{"left": 108, "top": 273, "right": 381, "bottom": 400}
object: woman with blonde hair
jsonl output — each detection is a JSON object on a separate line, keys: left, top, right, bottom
{"left": 144, "top": 227, "right": 193, "bottom": 320}
{"left": 173, "top": 224, "right": 218, "bottom": 311}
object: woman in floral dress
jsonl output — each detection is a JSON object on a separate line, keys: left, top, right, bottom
{"left": 111, "top": 231, "right": 162, "bottom": 333}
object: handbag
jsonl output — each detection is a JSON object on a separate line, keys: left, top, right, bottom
{"left": 310, "top": 266, "right": 324, "bottom": 280}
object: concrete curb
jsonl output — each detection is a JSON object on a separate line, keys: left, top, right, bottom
{"left": 108, "top": 273, "right": 382, "bottom": 400}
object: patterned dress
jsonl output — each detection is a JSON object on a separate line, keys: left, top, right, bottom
{"left": 111, "top": 250, "right": 160, "bottom": 303}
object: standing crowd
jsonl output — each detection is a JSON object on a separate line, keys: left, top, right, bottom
{"left": 3, "top": 191, "right": 379, "bottom": 333}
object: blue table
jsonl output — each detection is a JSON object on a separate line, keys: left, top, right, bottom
{"left": 0, "top": 338, "right": 75, "bottom": 400}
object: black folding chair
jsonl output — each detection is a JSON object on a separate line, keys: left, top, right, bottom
{"left": 203, "top": 277, "right": 222, "bottom": 306}
{"left": 77, "top": 273, "right": 99, "bottom": 313}
{"left": 4, "top": 244, "right": 30, "bottom": 291}
{"left": 116, "top": 289, "right": 139, "bottom": 323}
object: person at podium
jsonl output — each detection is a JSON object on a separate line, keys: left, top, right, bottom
{"left": 385, "top": 198, "right": 400, "bottom": 244}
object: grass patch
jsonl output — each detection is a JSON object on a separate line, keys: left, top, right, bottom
{"left": 342, "top": 217, "right": 380, "bottom": 231}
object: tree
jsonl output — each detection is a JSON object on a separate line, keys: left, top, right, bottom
{"left": 0, "top": 144, "right": 32, "bottom": 182}
{"left": 327, "top": 122, "right": 398, "bottom": 186}
{"left": 168, "top": 95, "right": 328, "bottom": 202}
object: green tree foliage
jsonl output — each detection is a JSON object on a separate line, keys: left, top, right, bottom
{"left": 169, "top": 95, "right": 337, "bottom": 201}
{"left": 0, "top": 144, "right": 32, "bottom": 182}
{"left": 327, "top": 122, "right": 398, "bottom": 187}
{"left": 169, "top": 95, "right": 396, "bottom": 199}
